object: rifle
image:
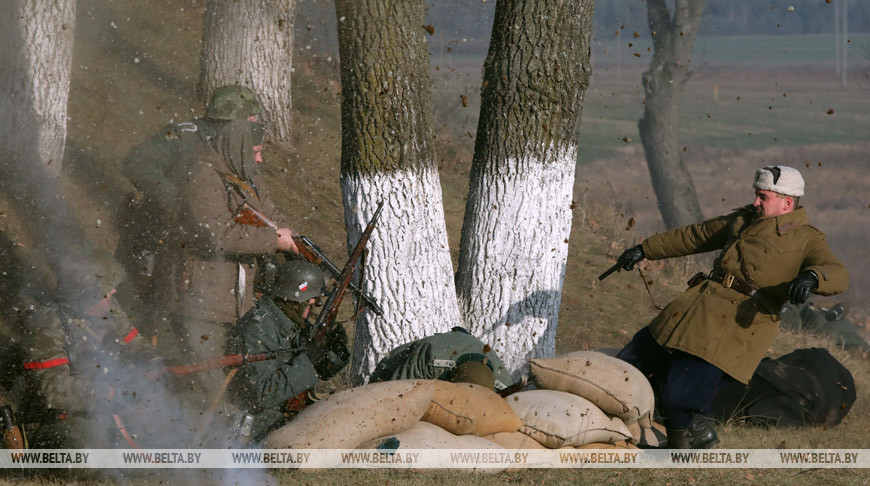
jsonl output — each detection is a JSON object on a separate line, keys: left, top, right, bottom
{"left": 0, "top": 405, "right": 24, "bottom": 449}
{"left": 311, "top": 201, "right": 384, "bottom": 343}
{"left": 291, "top": 235, "right": 384, "bottom": 317}
{"left": 497, "top": 374, "right": 536, "bottom": 398}
{"left": 144, "top": 346, "right": 303, "bottom": 380}
{"left": 598, "top": 261, "right": 623, "bottom": 281}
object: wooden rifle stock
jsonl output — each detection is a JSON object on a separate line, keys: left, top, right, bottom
{"left": 145, "top": 347, "right": 303, "bottom": 380}
{"left": 311, "top": 201, "right": 384, "bottom": 343}
{"left": 291, "top": 235, "right": 384, "bottom": 317}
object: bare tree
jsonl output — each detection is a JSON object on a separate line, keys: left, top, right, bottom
{"left": 638, "top": 0, "right": 705, "bottom": 229}
{"left": 334, "top": 0, "right": 462, "bottom": 382}
{"left": 0, "top": 0, "right": 77, "bottom": 178}
{"left": 455, "top": 0, "right": 595, "bottom": 375}
{"left": 199, "top": 0, "right": 295, "bottom": 142}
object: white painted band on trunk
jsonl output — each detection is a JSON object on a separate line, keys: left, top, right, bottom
{"left": 343, "top": 166, "right": 462, "bottom": 382}
{"left": 458, "top": 142, "right": 578, "bottom": 376}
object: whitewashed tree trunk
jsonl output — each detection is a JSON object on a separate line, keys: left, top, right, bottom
{"left": 0, "top": 0, "right": 76, "bottom": 178}
{"left": 199, "top": 0, "right": 295, "bottom": 143}
{"left": 455, "top": 0, "right": 595, "bottom": 376}
{"left": 335, "top": 0, "right": 462, "bottom": 383}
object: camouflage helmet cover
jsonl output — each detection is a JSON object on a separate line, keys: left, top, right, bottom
{"left": 271, "top": 261, "right": 327, "bottom": 302}
{"left": 206, "top": 84, "right": 263, "bottom": 121}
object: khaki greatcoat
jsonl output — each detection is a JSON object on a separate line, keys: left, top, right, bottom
{"left": 178, "top": 139, "right": 288, "bottom": 325}
{"left": 641, "top": 206, "right": 848, "bottom": 383}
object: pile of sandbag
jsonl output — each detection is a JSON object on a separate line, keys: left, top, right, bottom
{"left": 264, "top": 379, "right": 525, "bottom": 471}
{"left": 522, "top": 350, "right": 661, "bottom": 448}
{"left": 263, "top": 351, "right": 661, "bottom": 459}
{"left": 264, "top": 379, "right": 525, "bottom": 449}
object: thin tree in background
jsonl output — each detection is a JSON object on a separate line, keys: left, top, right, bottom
{"left": 638, "top": 0, "right": 705, "bottom": 229}
{"left": 455, "top": 0, "right": 595, "bottom": 375}
{"left": 0, "top": 0, "right": 77, "bottom": 178}
{"left": 334, "top": 0, "right": 462, "bottom": 382}
{"left": 199, "top": 0, "right": 295, "bottom": 142}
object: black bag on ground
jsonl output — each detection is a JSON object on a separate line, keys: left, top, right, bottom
{"left": 713, "top": 347, "right": 856, "bottom": 427}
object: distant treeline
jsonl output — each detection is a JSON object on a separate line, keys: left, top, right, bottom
{"left": 295, "top": 0, "right": 869, "bottom": 57}
{"left": 595, "top": 0, "right": 870, "bottom": 39}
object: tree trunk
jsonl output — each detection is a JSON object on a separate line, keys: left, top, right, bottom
{"left": 199, "top": 0, "right": 295, "bottom": 143}
{"left": 0, "top": 0, "right": 76, "bottom": 178}
{"left": 335, "top": 0, "right": 462, "bottom": 382}
{"left": 638, "top": 0, "right": 704, "bottom": 230}
{"left": 455, "top": 0, "right": 595, "bottom": 376}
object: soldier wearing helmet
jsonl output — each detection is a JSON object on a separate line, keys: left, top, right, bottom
{"left": 173, "top": 105, "right": 298, "bottom": 416}
{"left": 370, "top": 327, "right": 514, "bottom": 392}
{"left": 228, "top": 260, "right": 350, "bottom": 441}
{"left": 115, "top": 85, "right": 295, "bottom": 358}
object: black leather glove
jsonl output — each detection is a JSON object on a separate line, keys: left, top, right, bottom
{"left": 788, "top": 270, "right": 818, "bottom": 305}
{"left": 617, "top": 244, "right": 645, "bottom": 271}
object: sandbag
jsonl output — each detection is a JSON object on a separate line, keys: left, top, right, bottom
{"left": 358, "top": 421, "right": 505, "bottom": 451}
{"left": 360, "top": 422, "right": 506, "bottom": 473}
{"left": 421, "top": 381, "right": 522, "bottom": 436}
{"left": 508, "top": 390, "right": 633, "bottom": 449}
{"left": 530, "top": 351, "right": 654, "bottom": 426}
{"left": 480, "top": 431, "right": 547, "bottom": 450}
{"left": 577, "top": 441, "right": 639, "bottom": 450}
{"left": 263, "top": 380, "right": 435, "bottom": 449}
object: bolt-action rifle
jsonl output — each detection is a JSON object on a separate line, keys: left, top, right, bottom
{"left": 310, "top": 201, "right": 384, "bottom": 344}
{"left": 236, "top": 201, "right": 384, "bottom": 317}
{"left": 291, "top": 236, "right": 383, "bottom": 317}
{"left": 0, "top": 405, "right": 24, "bottom": 449}
{"left": 146, "top": 201, "right": 385, "bottom": 380}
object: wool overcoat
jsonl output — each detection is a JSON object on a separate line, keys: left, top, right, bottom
{"left": 642, "top": 206, "right": 848, "bottom": 383}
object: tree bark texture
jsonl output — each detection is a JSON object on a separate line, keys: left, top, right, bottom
{"left": 455, "top": 0, "right": 595, "bottom": 376}
{"left": 638, "top": 0, "right": 705, "bottom": 229}
{"left": 0, "top": 0, "right": 76, "bottom": 179}
{"left": 199, "top": 0, "right": 295, "bottom": 143}
{"left": 335, "top": 0, "right": 462, "bottom": 382}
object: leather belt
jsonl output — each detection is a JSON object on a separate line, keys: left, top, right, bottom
{"left": 708, "top": 270, "right": 756, "bottom": 296}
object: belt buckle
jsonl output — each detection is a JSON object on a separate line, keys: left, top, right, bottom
{"left": 722, "top": 274, "right": 735, "bottom": 289}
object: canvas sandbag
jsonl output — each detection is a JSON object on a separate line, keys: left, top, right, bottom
{"left": 358, "top": 421, "right": 505, "bottom": 450}
{"left": 421, "top": 381, "right": 522, "bottom": 436}
{"left": 577, "top": 441, "right": 639, "bottom": 450}
{"left": 480, "top": 431, "right": 547, "bottom": 449}
{"left": 359, "top": 421, "right": 506, "bottom": 473}
{"left": 263, "top": 380, "right": 435, "bottom": 449}
{"left": 530, "top": 351, "right": 654, "bottom": 426}
{"left": 508, "top": 390, "right": 633, "bottom": 448}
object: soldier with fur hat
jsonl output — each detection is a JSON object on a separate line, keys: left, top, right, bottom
{"left": 610, "top": 165, "right": 848, "bottom": 449}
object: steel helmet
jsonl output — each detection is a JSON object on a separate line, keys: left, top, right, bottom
{"left": 271, "top": 261, "right": 327, "bottom": 302}
{"left": 205, "top": 84, "right": 263, "bottom": 121}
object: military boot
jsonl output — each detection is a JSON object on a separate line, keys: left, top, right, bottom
{"left": 666, "top": 415, "right": 720, "bottom": 449}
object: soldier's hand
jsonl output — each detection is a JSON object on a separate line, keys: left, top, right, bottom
{"left": 277, "top": 227, "right": 299, "bottom": 253}
{"left": 788, "top": 270, "right": 819, "bottom": 305}
{"left": 617, "top": 244, "right": 645, "bottom": 272}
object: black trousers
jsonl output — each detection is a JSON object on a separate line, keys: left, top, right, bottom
{"left": 617, "top": 327, "right": 734, "bottom": 429}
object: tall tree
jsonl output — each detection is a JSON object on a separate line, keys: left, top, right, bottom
{"left": 455, "top": 0, "right": 595, "bottom": 375}
{"left": 199, "top": 0, "right": 295, "bottom": 142}
{"left": 0, "top": 0, "right": 76, "bottom": 178}
{"left": 638, "top": 0, "right": 705, "bottom": 229}
{"left": 335, "top": 0, "right": 462, "bottom": 382}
